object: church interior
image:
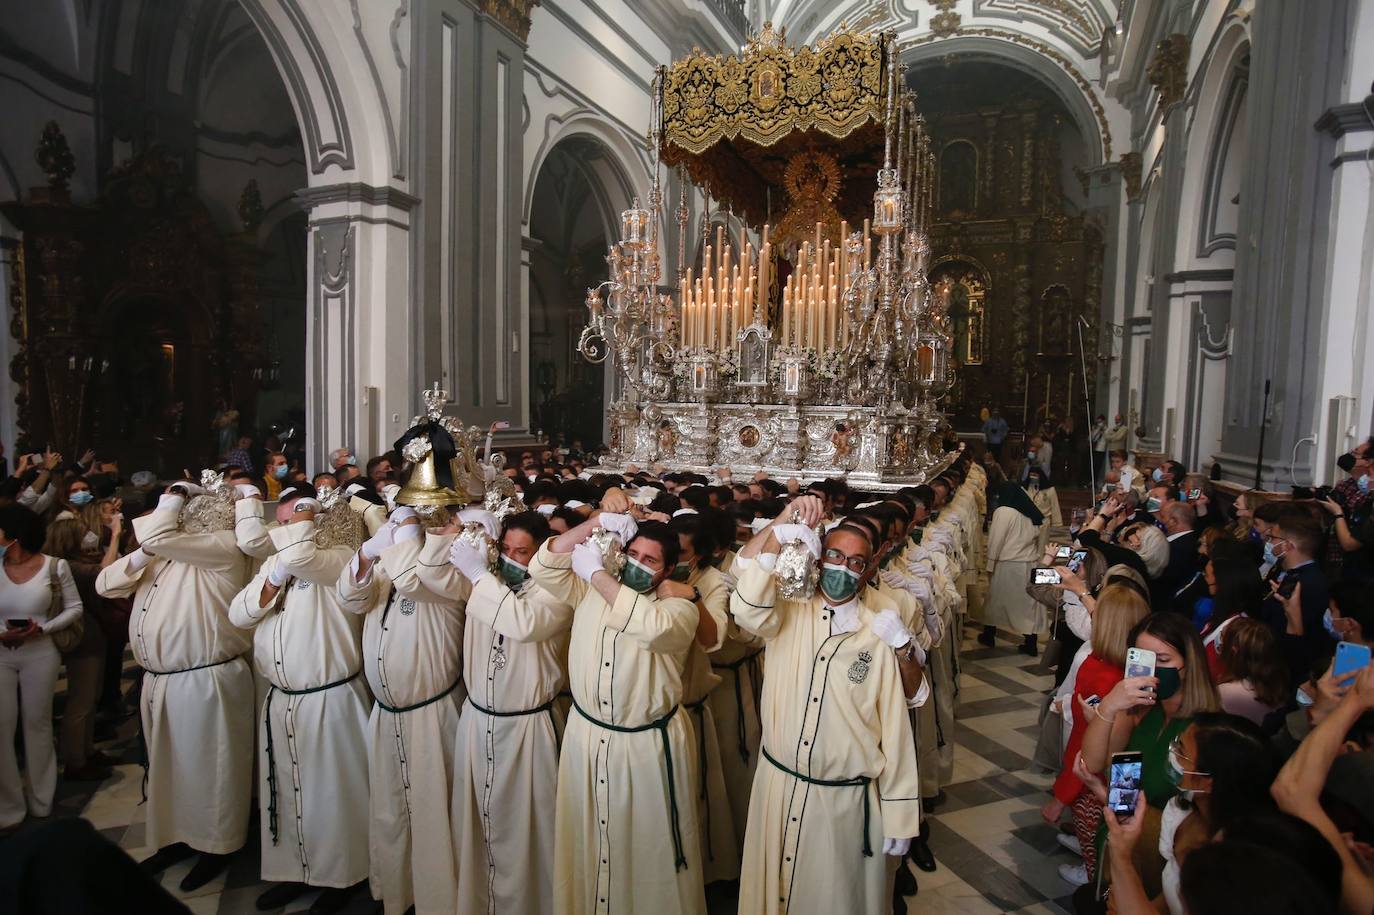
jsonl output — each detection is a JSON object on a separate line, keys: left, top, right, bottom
{"left": 2, "top": 1, "right": 1374, "bottom": 914}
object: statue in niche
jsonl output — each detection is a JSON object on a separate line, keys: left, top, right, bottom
{"left": 656, "top": 420, "right": 679, "bottom": 459}
{"left": 1040, "top": 286, "right": 1071, "bottom": 354}
{"left": 831, "top": 422, "right": 856, "bottom": 464}
{"left": 739, "top": 330, "right": 768, "bottom": 385}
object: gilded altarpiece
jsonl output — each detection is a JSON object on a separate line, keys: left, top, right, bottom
{"left": 914, "top": 67, "right": 1103, "bottom": 433}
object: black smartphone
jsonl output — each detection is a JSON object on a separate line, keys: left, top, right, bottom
{"left": 5, "top": 619, "right": 31, "bottom": 630}
{"left": 1109, "top": 750, "right": 1144, "bottom": 818}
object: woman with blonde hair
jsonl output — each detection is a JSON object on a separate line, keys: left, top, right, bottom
{"left": 1043, "top": 582, "right": 1151, "bottom": 886}
{"left": 1229, "top": 488, "right": 1267, "bottom": 543}
{"left": 1079, "top": 612, "right": 1220, "bottom": 898}
{"left": 1119, "top": 522, "right": 1169, "bottom": 579}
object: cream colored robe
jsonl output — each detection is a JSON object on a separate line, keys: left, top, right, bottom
{"left": 530, "top": 542, "right": 707, "bottom": 915}
{"left": 95, "top": 504, "right": 256, "bottom": 855}
{"left": 706, "top": 620, "right": 765, "bottom": 843}
{"left": 405, "top": 536, "right": 573, "bottom": 915}
{"left": 983, "top": 505, "right": 1045, "bottom": 637}
{"left": 336, "top": 532, "right": 466, "bottom": 915}
{"left": 229, "top": 520, "right": 371, "bottom": 888}
{"left": 731, "top": 561, "right": 922, "bottom": 915}
{"left": 681, "top": 564, "right": 738, "bottom": 884}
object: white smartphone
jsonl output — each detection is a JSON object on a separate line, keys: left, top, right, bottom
{"left": 1125, "top": 646, "right": 1157, "bottom": 681}
{"left": 493, "top": 421, "right": 511, "bottom": 430}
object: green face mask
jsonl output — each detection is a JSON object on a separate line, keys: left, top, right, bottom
{"left": 1155, "top": 665, "right": 1182, "bottom": 701}
{"left": 1146, "top": 497, "right": 1162, "bottom": 513}
{"left": 819, "top": 562, "right": 861, "bottom": 604}
{"left": 498, "top": 554, "right": 529, "bottom": 589}
{"left": 670, "top": 561, "right": 693, "bottom": 582}
{"left": 620, "top": 556, "right": 658, "bottom": 594}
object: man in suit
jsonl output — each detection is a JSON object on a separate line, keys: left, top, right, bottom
{"left": 1155, "top": 501, "right": 1200, "bottom": 614}
{"left": 1258, "top": 509, "right": 1334, "bottom": 685}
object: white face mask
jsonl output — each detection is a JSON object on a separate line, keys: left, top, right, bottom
{"left": 82, "top": 530, "right": 99, "bottom": 551}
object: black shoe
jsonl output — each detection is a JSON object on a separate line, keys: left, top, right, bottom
{"left": 180, "top": 852, "right": 231, "bottom": 892}
{"left": 893, "top": 859, "right": 918, "bottom": 905}
{"left": 308, "top": 881, "right": 365, "bottom": 915}
{"left": 909, "top": 837, "right": 937, "bottom": 872}
{"left": 1019, "top": 634, "right": 1038, "bottom": 657}
{"left": 138, "top": 843, "right": 194, "bottom": 875}
{"left": 921, "top": 790, "right": 946, "bottom": 814}
{"left": 976, "top": 626, "right": 997, "bottom": 647}
{"left": 256, "top": 883, "right": 309, "bottom": 911}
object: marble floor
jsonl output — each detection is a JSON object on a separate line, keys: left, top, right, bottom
{"left": 10, "top": 623, "right": 1080, "bottom": 914}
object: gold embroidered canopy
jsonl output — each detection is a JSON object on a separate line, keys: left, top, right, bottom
{"left": 660, "top": 23, "right": 897, "bottom": 228}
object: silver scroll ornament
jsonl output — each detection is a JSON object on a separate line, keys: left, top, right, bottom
{"left": 775, "top": 514, "right": 821, "bottom": 600}
{"left": 456, "top": 523, "right": 499, "bottom": 572}
{"left": 587, "top": 526, "right": 628, "bottom": 577}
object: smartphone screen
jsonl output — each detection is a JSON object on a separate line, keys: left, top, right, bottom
{"left": 1333, "top": 641, "right": 1373, "bottom": 678}
{"left": 1109, "top": 751, "right": 1144, "bottom": 817}
{"left": 1067, "top": 550, "right": 1088, "bottom": 572}
{"left": 1055, "top": 545, "right": 1073, "bottom": 560}
{"left": 1188, "top": 489, "right": 1202, "bottom": 500}
{"left": 1033, "top": 567, "right": 1062, "bottom": 585}
{"left": 5, "top": 619, "right": 30, "bottom": 630}
{"left": 1125, "top": 646, "right": 1157, "bottom": 680}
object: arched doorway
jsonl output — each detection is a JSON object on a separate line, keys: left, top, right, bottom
{"left": 526, "top": 136, "right": 634, "bottom": 451}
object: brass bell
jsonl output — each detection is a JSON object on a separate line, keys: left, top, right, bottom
{"left": 395, "top": 450, "right": 460, "bottom": 507}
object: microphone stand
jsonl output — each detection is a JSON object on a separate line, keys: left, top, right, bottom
{"left": 1076, "top": 316, "right": 1097, "bottom": 497}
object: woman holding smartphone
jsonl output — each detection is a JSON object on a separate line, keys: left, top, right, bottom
{"left": 0, "top": 504, "right": 84, "bottom": 830}
{"left": 1078, "top": 613, "right": 1219, "bottom": 898}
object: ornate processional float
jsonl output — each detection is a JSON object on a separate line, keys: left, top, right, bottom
{"left": 578, "top": 24, "right": 958, "bottom": 489}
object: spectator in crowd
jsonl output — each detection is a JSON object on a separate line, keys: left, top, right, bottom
{"left": 1197, "top": 542, "right": 1266, "bottom": 678}
{"left": 0, "top": 504, "right": 85, "bottom": 830}
{"left": 1258, "top": 509, "right": 1333, "bottom": 684}
{"left": 982, "top": 408, "right": 1009, "bottom": 463}
{"left": 1214, "top": 617, "right": 1288, "bottom": 727}
{"left": 1155, "top": 502, "right": 1200, "bottom": 614}
{"left": 980, "top": 481, "right": 1045, "bottom": 655}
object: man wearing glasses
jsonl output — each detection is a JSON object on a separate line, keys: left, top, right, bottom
{"left": 730, "top": 495, "right": 923, "bottom": 915}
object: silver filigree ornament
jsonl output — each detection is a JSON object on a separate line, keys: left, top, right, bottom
{"left": 317, "top": 485, "right": 342, "bottom": 510}
{"left": 401, "top": 433, "right": 433, "bottom": 464}
{"left": 180, "top": 469, "right": 234, "bottom": 534}
{"left": 457, "top": 522, "right": 499, "bottom": 572}
{"left": 199, "top": 469, "right": 230, "bottom": 497}
{"left": 775, "top": 507, "right": 820, "bottom": 600}
{"left": 588, "top": 526, "right": 628, "bottom": 577}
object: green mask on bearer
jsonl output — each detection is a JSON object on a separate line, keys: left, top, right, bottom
{"left": 621, "top": 556, "right": 657, "bottom": 594}
{"left": 670, "top": 561, "right": 693, "bottom": 582}
{"left": 819, "top": 562, "right": 861, "bottom": 604}
{"left": 498, "top": 554, "right": 529, "bottom": 589}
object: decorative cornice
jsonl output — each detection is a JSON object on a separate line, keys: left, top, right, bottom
{"left": 295, "top": 182, "right": 419, "bottom": 211}
{"left": 1117, "top": 151, "right": 1142, "bottom": 202}
{"left": 1146, "top": 34, "right": 1189, "bottom": 110}
{"left": 1315, "top": 101, "right": 1374, "bottom": 139}
{"left": 479, "top": 0, "right": 540, "bottom": 41}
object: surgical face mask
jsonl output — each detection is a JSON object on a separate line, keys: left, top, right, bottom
{"left": 1152, "top": 467, "right": 1164, "bottom": 483}
{"left": 498, "top": 554, "right": 529, "bottom": 589}
{"left": 82, "top": 529, "right": 99, "bottom": 551}
{"left": 1263, "top": 540, "right": 1278, "bottom": 566}
{"left": 1145, "top": 497, "right": 1162, "bottom": 513}
{"left": 69, "top": 490, "right": 94, "bottom": 506}
{"left": 272, "top": 464, "right": 289, "bottom": 480}
{"left": 1295, "top": 686, "right": 1315, "bottom": 707}
{"left": 819, "top": 561, "right": 861, "bottom": 604}
{"left": 1166, "top": 743, "right": 1210, "bottom": 796}
{"left": 1324, "top": 608, "right": 1345, "bottom": 641}
{"left": 1155, "top": 665, "right": 1182, "bottom": 701}
{"left": 670, "top": 561, "right": 693, "bottom": 582}
{"left": 620, "top": 555, "right": 657, "bottom": 594}
{"left": 344, "top": 454, "right": 358, "bottom": 467}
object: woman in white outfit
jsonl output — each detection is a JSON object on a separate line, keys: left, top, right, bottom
{"left": 0, "top": 504, "right": 84, "bottom": 829}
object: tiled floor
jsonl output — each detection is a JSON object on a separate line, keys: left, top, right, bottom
{"left": 10, "top": 623, "right": 1081, "bottom": 914}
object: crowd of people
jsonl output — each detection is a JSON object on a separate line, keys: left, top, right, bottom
{"left": 1, "top": 429, "right": 1373, "bottom": 915}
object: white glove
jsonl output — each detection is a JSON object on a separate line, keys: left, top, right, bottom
{"left": 393, "top": 521, "right": 421, "bottom": 544}
{"left": 879, "top": 569, "right": 908, "bottom": 592}
{"left": 448, "top": 537, "right": 491, "bottom": 583}
{"left": 169, "top": 481, "right": 206, "bottom": 498}
{"left": 234, "top": 483, "right": 262, "bottom": 500}
{"left": 267, "top": 560, "right": 290, "bottom": 588}
{"left": 457, "top": 507, "right": 499, "bottom": 541}
{"left": 923, "top": 604, "right": 943, "bottom": 645}
{"left": 871, "top": 609, "right": 913, "bottom": 649}
{"left": 882, "top": 836, "right": 912, "bottom": 857}
{"left": 156, "top": 492, "right": 186, "bottom": 514}
{"left": 572, "top": 541, "right": 606, "bottom": 582}
{"left": 597, "top": 512, "right": 638, "bottom": 546}
{"left": 391, "top": 505, "right": 418, "bottom": 525}
{"left": 360, "top": 521, "right": 397, "bottom": 560}
{"left": 126, "top": 548, "right": 152, "bottom": 572}
{"left": 771, "top": 523, "right": 821, "bottom": 559}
